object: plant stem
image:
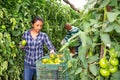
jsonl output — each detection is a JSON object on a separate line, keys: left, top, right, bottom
{"left": 103, "top": 7, "right": 107, "bottom": 22}
{"left": 103, "top": 46, "right": 107, "bottom": 58}
{"left": 100, "top": 45, "right": 104, "bottom": 59}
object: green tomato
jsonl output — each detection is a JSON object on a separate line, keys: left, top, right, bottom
{"left": 109, "top": 65, "right": 118, "bottom": 73}
{"left": 110, "top": 58, "right": 119, "bottom": 66}
{"left": 110, "top": 53, "right": 117, "bottom": 58}
{"left": 100, "top": 68, "right": 110, "bottom": 77}
{"left": 21, "top": 40, "right": 27, "bottom": 46}
{"left": 99, "top": 58, "right": 108, "bottom": 68}
{"left": 2, "top": 25, "right": 6, "bottom": 29}
{"left": 109, "top": 48, "right": 117, "bottom": 58}
{"left": 109, "top": 48, "right": 114, "bottom": 53}
{"left": 18, "top": 0, "right": 22, "bottom": 3}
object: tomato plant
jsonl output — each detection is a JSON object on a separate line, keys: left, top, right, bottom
{"left": 1, "top": 0, "right": 120, "bottom": 80}
{"left": 0, "top": 0, "right": 80, "bottom": 79}
{"left": 59, "top": 0, "right": 120, "bottom": 80}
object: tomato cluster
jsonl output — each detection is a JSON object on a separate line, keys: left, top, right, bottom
{"left": 41, "top": 54, "right": 64, "bottom": 64}
{"left": 99, "top": 48, "right": 119, "bottom": 77}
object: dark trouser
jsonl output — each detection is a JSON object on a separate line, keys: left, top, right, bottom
{"left": 76, "top": 44, "right": 81, "bottom": 53}
{"left": 71, "top": 44, "right": 81, "bottom": 58}
{"left": 24, "top": 62, "right": 36, "bottom": 80}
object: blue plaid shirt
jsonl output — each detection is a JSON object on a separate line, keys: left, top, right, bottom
{"left": 22, "top": 30, "right": 55, "bottom": 65}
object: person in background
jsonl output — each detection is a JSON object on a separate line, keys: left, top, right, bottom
{"left": 20, "top": 16, "right": 56, "bottom": 80}
{"left": 61, "top": 23, "right": 81, "bottom": 57}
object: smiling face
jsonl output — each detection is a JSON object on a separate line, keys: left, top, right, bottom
{"left": 32, "top": 20, "right": 43, "bottom": 33}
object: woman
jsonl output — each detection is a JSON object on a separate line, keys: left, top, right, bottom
{"left": 20, "top": 16, "right": 56, "bottom": 80}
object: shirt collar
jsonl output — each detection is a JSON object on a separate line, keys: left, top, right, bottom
{"left": 68, "top": 26, "right": 74, "bottom": 31}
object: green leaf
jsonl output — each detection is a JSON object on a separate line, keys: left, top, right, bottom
{"left": 114, "top": 22, "right": 120, "bottom": 33}
{"left": 0, "top": 33, "right": 3, "bottom": 40}
{"left": 89, "top": 64, "right": 98, "bottom": 76}
{"left": 86, "top": 36, "right": 92, "bottom": 46}
{"left": 78, "top": 46, "right": 88, "bottom": 68}
{"left": 84, "top": 0, "right": 97, "bottom": 10}
{"left": 81, "top": 75, "right": 89, "bottom": 80}
{"left": 75, "top": 67, "right": 82, "bottom": 75}
{"left": 83, "top": 21, "right": 90, "bottom": 32}
{"left": 100, "top": 33, "right": 111, "bottom": 47}
{"left": 113, "top": 44, "right": 120, "bottom": 57}
{"left": 12, "top": 30, "right": 21, "bottom": 37}
{"left": 107, "top": 12, "right": 120, "bottom": 22}
{"left": 92, "top": 22, "right": 102, "bottom": 28}
{"left": 67, "top": 59, "right": 77, "bottom": 68}
{"left": 72, "top": 59, "right": 78, "bottom": 69}
{"left": 0, "top": 9, "right": 3, "bottom": 18}
{"left": 10, "top": 18, "right": 17, "bottom": 30}
{"left": 87, "top": 54, "right": 99, "bottom": 63}
{"left": 104, "top": 23, "right": 114, "bottom": 32}
{"left": 109, "top": 0, "right": 117, "bottom": 6}
{"left": 80, "top": 69, "right": 89, "bottom": 80}
{"left": 8, "top": 68, "right": 14, "bottom": 73}
{"left": 63, "top": 49, "right": 71, "bottom": 61}
{"left": 78, "top": 47, "right": 86, "bottom": 62}
{"left": 2, "top": 61, "right": 8, "bottom": 70}
{"left": 92, "top": 30, "right": 100, "bottom": 42}
{"left": 69, "top": 69, "right": 76, "bottom": 75}
{"left": 79, "top": 32, "right": 87, "bottom": 47}
{"left": 90, "top": 19, "right": 98, "bottom": 25}
{"left": 117, "top": 18, "right": 120, "bottom": 24}
{"left": 110, "top": 71, "right": 120, "bottom": 80}
{"left": 2, "top": 8, "right": 8, "bottom": 18}
{"left": 99, "top": 0, "right": 110, "bottom": 8}
{"left": 9, "top": 59, "right": 14, "bottom": 65}
{"left": 68, "top": 70, "right": 75, "bottom": 80}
